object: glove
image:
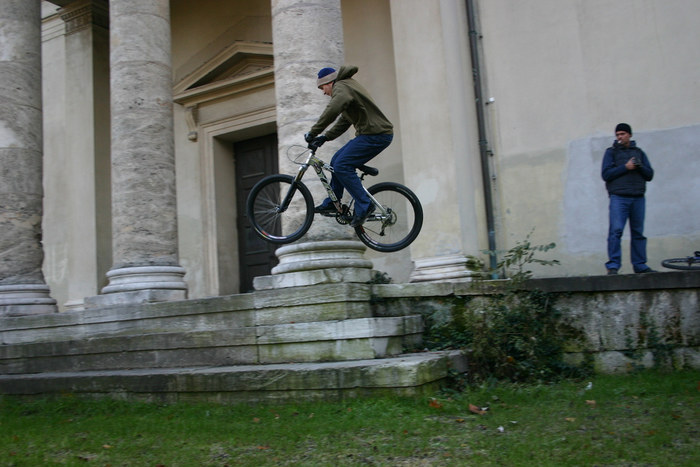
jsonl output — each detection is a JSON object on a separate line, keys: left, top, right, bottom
{"left": 308, "top": 135, "right": 328, "bottom": 150}
{"left": 304, "top": 132, "right": 316, "bottom": 144}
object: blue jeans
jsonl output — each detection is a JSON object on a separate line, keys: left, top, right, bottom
{"left": 606, "top": 194, "right": 648, "bottom": 272}
{"left": 322, "top": 134, "right": 393, "bottom": 214}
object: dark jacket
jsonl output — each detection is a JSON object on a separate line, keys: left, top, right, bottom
{"left": 601, "top": 141, "right": 653, "bottom": 196}
{"left": 310, "top": 65, "right": 393, "bottom": 140}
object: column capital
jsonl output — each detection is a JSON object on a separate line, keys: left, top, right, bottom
{"left": 59, "top": 0, "right": 108, "bottom": 35}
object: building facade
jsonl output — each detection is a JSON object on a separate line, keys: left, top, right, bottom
{"left": 1, "top": 0, "right": 698, "bottom": 314}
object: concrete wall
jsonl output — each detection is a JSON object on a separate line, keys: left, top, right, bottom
{"left": 41, "top": 2, "right": 111, "bottom": 312}
{"left": 373, "top": 272, "right": 700, "bottom": 373}
{"left": 476, "top": 0, "right": 700, "bottom": 276}
{"left": 341, "top": 0, "right": 414, "bottom": 282}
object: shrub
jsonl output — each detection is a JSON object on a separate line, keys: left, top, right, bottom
{"left": 423, "top": 232, "right": 590, "bottom": 384}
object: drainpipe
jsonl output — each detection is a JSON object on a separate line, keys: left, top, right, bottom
{"left": 466, "top": 0, "right": 498, "bottom": 274}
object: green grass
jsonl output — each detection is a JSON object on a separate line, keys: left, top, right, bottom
{"left": 1, "top": 370, "right": 698, "bottom": 466}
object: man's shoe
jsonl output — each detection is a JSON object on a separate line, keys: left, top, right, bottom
{"left": 350, "top": 205, "right": 376, "bottom": 228}
{"left": 636, "top": 268, "right": 657, "bottom": 274}
{"left": 607, "top": 268, "right": 618, "bottom": 275}
{"left": 314, "top": 204, "right": 336, "bottom": 216}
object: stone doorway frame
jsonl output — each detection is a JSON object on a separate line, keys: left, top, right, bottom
{"left": 173, "top": 41, "right": 276, "bottom": 296}
{"left": 198, "top": 112, "right": 277, "bottom": 296}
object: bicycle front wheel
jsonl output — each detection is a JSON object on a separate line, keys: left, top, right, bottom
{"left": 356, "top": 182, "right": 423, "bottom": 252}
{"left": 246, "top": 174, "right": 314, "bottom": 244}
{"left": 661, "top": 256, "right": 700, "bottom": 270}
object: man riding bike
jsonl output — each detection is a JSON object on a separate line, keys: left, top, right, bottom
{"left": 304, "top": 66, "right": 393, "bottom": 227}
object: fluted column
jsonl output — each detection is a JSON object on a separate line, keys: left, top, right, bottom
{"left": 264, "top": 0, "right": 373, "bottom": 290}
{"left": 89, "top": 0, "right": 186, "bottom": 306}
{"left": 0, "top": 0, "right": 57, "bottom": 316}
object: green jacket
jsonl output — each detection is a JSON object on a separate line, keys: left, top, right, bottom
{"left": 310, "top": 65, "right": 393, "bottom": 140}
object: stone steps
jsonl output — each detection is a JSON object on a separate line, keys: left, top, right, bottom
{"left": 0, "top": 351, "right": 467, "bottom": 404}
{"left": 0, "top": 281, "right": 462, "bottom": 402}
{"left": 0, "top": 315, "right": 424, "bottom": 374}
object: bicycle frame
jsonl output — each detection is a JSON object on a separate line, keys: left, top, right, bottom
{"left": 247, "top": 145, "right": 423, "bottom": 251}
{"left": 288, "top": 149, "right": 388, "bottom": 222}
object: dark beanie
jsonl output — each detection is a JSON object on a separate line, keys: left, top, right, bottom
{"left": 615, "top": 123, "right": 632, "bottom": 135}
{"left": 317, "top": 67, "right": 337, "bottom": 87}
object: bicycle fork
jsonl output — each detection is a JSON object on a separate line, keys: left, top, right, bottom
{"left": 275, "top": 163, "right": 312, "bottom": 213}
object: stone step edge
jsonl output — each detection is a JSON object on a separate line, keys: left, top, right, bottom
{"left": 0, "top": 351, "right": 468, "bottom": 402}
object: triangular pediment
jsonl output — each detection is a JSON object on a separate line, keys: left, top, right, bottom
{"left": 173, "top": 41, "right": 274, "bottom": 105}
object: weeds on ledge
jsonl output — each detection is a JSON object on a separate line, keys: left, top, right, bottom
{"left": 424, "top": 231, "right": 589, "bottom": 385}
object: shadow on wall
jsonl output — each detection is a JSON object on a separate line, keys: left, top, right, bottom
{"left": 563, "top": 124, "right": 700, "bottom": 255}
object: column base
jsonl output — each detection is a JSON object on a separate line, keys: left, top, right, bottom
{"left": 0, "top": 284, "right": 58, "bottom": 316}
{"left": 85, "top": 266, "right": 188, "bottom": 308}
{"left": 64, "top": 299, "right": 86, "bottom": 312}
{"left": 253, "top": 240, "right": 373, "bottom": 290}
{"left": 409, "top": 254, "right": 477, "bottom": 282}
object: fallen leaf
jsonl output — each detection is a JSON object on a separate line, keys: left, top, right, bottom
{"left": 469, "top": 404, "right": 486, "bottom": 415}
{"left": 429, "top": 398, "right": 444, "bottom": 409}
{"left": 565, "top": 417, "right": 576, "bottom": 422}
{"left": 103, "top": 445, "right": 113, "bottom": 449}
{"left": 252, "top": 417, "right": 261, "bottom": 423}
{"left": 585, "top": 400, "right": 596, "bottom": 407}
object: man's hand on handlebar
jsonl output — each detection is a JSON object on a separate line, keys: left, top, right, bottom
{"left": 304, "top": 133, "right": 327, "bottom": 150}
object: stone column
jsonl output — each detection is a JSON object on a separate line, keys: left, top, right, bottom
{"left": 87, "top": 0, "right": 186, "bottom": 307}
{"left": 0, "top": 0, "right": 57, "bottom": 316}
{"left": 265, "top": 0, "right": 373, "bottom": 289}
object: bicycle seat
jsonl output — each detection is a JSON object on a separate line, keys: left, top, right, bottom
{"left": 359, "top": 165, "right": 379, "bottom": 176}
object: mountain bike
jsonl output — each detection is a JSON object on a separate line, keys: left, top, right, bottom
{"left": 246, "top": 145, "right": 423, "bottom": 252}
{"left": 661, "top": 251, "right": 700, "bottom": 270}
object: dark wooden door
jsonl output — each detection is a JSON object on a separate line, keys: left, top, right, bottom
{"left": 235, "top": 134, "right": 278, "bottom": 292}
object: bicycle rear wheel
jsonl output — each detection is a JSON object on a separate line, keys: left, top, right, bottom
{"left": 355, "top": 182, "right": 423, "bottom": 252}
{"left": 661, "top": 254, "right": 700, "bottom": 270}
{"left": 246, "top": 174, "right": 314, "bottom": 244}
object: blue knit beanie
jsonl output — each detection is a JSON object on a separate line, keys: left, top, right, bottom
{"left": 317, "top": 67, "right": 337, "bottom": 88}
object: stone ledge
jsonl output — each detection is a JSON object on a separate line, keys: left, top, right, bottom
{"left": 0, "top": 351, "right": 467, "bottom": 404}
{"left": 371, "top": 271, "right": 700, "bottom": 299}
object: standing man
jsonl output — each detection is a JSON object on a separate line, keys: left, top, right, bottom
{"left": 304, "top": 66, "right": 393, "bottom": 227}
{"left": 601, "top": 123, "right": 655, "bottom": 274}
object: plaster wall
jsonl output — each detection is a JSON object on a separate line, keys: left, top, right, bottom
{"left": 389, "top": 0, "right": 486, "bottom": 269}
{"left": 41, "top": 11, "right": 69, "bottom": 310}
{"left": 170, "top": 0, "right": 272, "bottom": 83}
{"left": 41, "top": 5, "right": 111, "bottom": 312}
{"left": 341, "top": 0, "right": 413, "bottom": 282}
{"left": 476, "top": 0, "right": 700, "bottom": 276}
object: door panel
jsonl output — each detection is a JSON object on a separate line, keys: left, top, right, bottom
{"left": 235, "top": 134, "right": 278, "bottom": 292}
